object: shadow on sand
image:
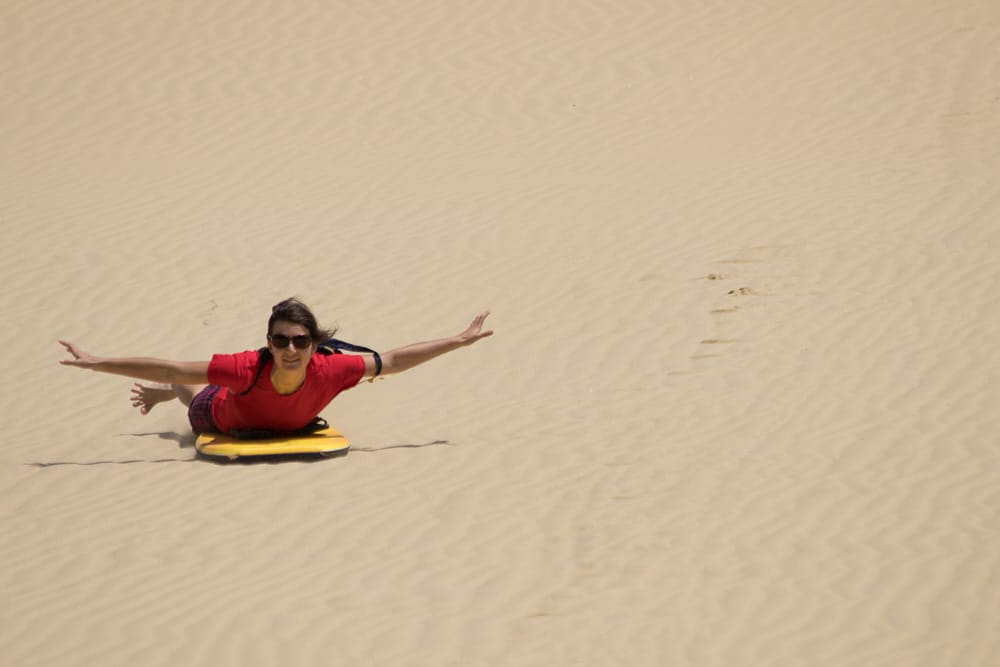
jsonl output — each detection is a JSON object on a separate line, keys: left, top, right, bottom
{"left": 26, "top": 433, "right": 455, "bottom": 467}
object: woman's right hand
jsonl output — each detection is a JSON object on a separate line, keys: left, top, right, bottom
{"left": 57, "top": 344, "right": 209, "bottom": 383}
{"left": 58, "top": 340, "right": 100, "bottom": 368}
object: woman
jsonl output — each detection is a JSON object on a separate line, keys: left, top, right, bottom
{"left": 59, "top": 298, "right": 493, "bottom": 435}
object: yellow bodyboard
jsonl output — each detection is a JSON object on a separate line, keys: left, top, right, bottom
{"left": 195, "top": 427, "right": 350, "bottom": 460}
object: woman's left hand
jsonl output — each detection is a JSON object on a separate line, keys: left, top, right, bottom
{"left": 458, "top": 311, "right": 494, "bottom": 346}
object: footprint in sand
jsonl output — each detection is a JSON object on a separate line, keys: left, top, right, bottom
{"left": 690, "top": 339, "right": 739, "bottom": 359}
{"left": 198, "top": 299, "right": 218, "bottom": 326}
{"left": 683, "top": 244, "right": 788, "bottom": 368}
{"left": 728, "top": 287, "right": 768, "bottom": 296}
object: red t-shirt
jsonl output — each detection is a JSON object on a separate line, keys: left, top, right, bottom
{"left": 207, "top": 350, "right": 365, "bottom": 433}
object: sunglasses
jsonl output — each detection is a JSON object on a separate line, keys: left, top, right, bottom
{"left": 268, "top": 334, "right": 313, "bottom": 350}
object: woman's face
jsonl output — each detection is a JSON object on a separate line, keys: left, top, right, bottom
{"left": 267, "top": 320, "right": 316, "bottom": 373}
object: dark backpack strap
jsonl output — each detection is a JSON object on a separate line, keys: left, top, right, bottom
{"left": 235, "top": 348, "right": 271, "bottom": 397}
{"left": 317, "top": 338, "right": 382, "bottom": 378}
{"left": 229, "top": 416, "right": 329, "bottom": 440}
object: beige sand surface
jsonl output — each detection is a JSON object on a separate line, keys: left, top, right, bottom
{"left": 3, "top": 1, "right": 999, "bottom": 665}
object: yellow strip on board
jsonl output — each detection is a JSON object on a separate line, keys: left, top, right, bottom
{"left": 195, "top": 427, "right": 350, "bottom": 460}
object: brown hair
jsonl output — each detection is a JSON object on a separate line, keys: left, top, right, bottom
{"left": 267, "top": 297, "right": 338, "bottom": 341}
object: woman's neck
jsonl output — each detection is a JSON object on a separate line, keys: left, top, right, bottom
{"left": 270, "top": 367, "right": 307, "bottom": 395}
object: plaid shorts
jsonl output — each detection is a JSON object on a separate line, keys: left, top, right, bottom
{"left": 188, "top": 385, "right": 221, "bottom": 434}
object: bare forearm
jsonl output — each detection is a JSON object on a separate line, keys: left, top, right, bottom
{"left": 87, "top": 357, "right": 190, "bottom": 383}
{"left": 376, "top": 311, "right": 493, "bottom": 376}
{"left": 381, "top": 337, "right": 467, "bottom": 374}
{"left": 59, "top": 340, "right": 209, "bottom": 384}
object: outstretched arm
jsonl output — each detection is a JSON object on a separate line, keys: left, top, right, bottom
{"left": 364, "top": 311, "right": 494, "bottom": 378}
{"left": 58, "top": 340, "right": 210, "bottom": 385}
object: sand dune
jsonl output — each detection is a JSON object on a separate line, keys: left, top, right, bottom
{"left": 3, "top": 0, "right": 999, "bottom": 665}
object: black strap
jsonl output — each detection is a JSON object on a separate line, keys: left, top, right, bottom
{"left": 230, "top": 416, "right": 329, "bottom": 440}
{"left": 317, "top": 338, "right": 382, "bottom": 378}
{"left": 235, "top": 348, "right": 271, "bottom": 397}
